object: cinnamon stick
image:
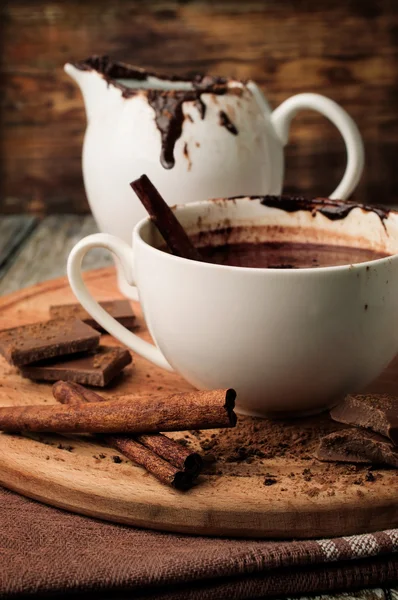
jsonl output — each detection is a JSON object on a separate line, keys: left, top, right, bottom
{"left": 53, "top": 380, "right": 105, "bottom": 406}
{"left": 53, "top": 381, "right": 202, "bottom": 474}
{"left": 105, "top": 435, "right": 193, "bottom": 489}
{"left": 136, "top": 433, "right": 201, "bottom": 473}
{"left": 130, "top": 175, "right": 202, "bottom": 261}
{"left": 52, "top": 382, "right": 195, "bottom": 489}
{"left": 0, "top": 389, "right": 236, "bottom": 434}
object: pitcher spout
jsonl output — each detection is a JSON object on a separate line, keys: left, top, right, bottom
{"left": 64, "top": 62, "right": 83, "bottom": 84}
{"left": 64, "top": 61, "right": 110, "bottom": 122}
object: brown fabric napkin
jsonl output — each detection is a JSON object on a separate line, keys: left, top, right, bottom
{"left": 1, "top": 486, "right": 397, "bottom": 599}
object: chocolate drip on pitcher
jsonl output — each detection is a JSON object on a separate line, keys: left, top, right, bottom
{"left": 72, "top": 55, "right": 150, "bottom": 81}
{"left": 219, "top": 110, "right": 238, "bottom": 135}
{"left": 146, "top": 87, "right": 233, "bottom": 170}
{"left": 147, "top": 92, "right": 186, "bottom": 169}
{"left": 194, "top": 97, "right": 207, "bottom": 120}
{"left": 71, "top": 55, "right": 243, "bottom": 170}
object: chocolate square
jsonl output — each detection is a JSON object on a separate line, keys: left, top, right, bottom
{"left": 20, "top": 345, "right": 132, "bottom": 387}
{"left": 49, "top": 300, "right": 135, "bottom": 332}
{"left": 0, "top": 319, "right": 100, "bottom": 366}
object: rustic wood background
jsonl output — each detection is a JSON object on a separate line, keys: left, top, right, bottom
{"left": 1, "top": 0, "right": 398, "bottom": 214}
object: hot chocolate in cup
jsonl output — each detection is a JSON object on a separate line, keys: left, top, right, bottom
{"left": 67, "top": 196, "right": 398, "bottom": 417}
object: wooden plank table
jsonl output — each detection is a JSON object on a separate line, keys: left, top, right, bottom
{"left": 0, "top": 215, "right": 112, "bottom": 295}
{"left": 0, "top": 214, "right": 397, "bottom": 600}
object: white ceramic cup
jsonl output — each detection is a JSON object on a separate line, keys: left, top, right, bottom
{"left": 65, "top": 57, "right": 365, "bottom": 300}
{"left": 67, "top": 197, "right": 398, "bottom": 416}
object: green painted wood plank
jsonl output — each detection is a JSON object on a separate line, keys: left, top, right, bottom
{"left": 0, "top": 215, "right": 112, "bottom": 296}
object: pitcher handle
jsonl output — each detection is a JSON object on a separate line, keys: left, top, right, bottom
{"left": 67, "top": 233, "right": 173, "bottom": 371}
{"left": 248, "top": 84, "right": 364, "bottom": 200}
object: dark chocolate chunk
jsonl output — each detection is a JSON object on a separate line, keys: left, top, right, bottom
{"left": 20, "top": 346, "right": 132, "bottom": 386}
{"left": 49, "top": 300, "right": 136, "bottom": 332}
{"left": 330, "top": 394, "right": 398, "bottom": 446}
{"left": 316, "top": 428, "right": 398, "bottom": 468}
{"left": 0, "top": 319, "right": 100, "bottom": 366}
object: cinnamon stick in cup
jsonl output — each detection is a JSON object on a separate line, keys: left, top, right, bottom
{"left": 0, "top": 389, "right": 236, "bottom": 434}
{"left": 53, "top": 381, "right": 202, "bottom": 475}
{"left": 130, "top": 175, "right": 202, "bottom": 261}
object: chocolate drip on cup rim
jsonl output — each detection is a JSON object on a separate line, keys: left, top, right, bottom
{"left": 223, "top": 194, "right": 390, "bottom": 228}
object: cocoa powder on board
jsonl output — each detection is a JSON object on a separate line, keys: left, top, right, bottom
{"left": 169, "top": 413, "right": 396, "bottom": 498}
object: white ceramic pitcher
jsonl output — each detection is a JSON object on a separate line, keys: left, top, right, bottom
{"left": 65, "top": 56, "right": 364, "bottom": 298}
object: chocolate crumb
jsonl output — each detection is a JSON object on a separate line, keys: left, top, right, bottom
{"left": 112, "top": 455, "right": 123, "bottom": 464}
{"left": 175, "top": 438, "right": 189, "bottom": 447}
{"left": 57, "top": 443, "right": 74, "bottom": 452}
{"left": 366, "top": 471, "right": 376, "bottom": 482}
{"left": 190, "top": 430, "right": 202, "bottom": 438}
{"left": 263, "top": 477, "right": 277, "bottom": 486}
{"left": 201, "top": 439, "right": 217, "bottom": 451}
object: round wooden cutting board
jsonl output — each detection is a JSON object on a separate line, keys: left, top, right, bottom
{"left": 0, "top": 267, "right": 397, "bottom": 539}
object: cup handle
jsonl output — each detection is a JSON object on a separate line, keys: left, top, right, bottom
{"left": 67, "top": 233, "right": 173, "bottom": 371}
{"left": 270, "top": 93, "right": 365, "bottom": 199}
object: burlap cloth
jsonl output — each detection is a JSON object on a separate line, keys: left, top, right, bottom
{"left": 1, "top": 487, "right": 397, "bottom": 599}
